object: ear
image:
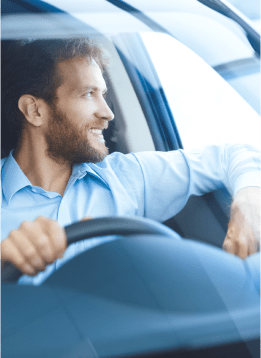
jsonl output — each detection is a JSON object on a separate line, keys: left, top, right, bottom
{"left": 18, "top": 95, "right": 45, "bottom": 127}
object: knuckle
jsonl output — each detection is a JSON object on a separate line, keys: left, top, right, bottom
{"left": 36, "top": 216, "right": 49, "bottom": 224}
{"left": 19, "top": 221, "right": 40, "bottom": 236}
{"left": 31, "top": 257, "right": 45, "bottom": 269}
{"left": 81, "top": 216, "right": 92, "bottom": 221}
{"left": 36, "top": 216, "right": 45, "bottom": 221}
{"left": 222, "top": 243, "right": 227, "bottom": 249}
{"left": 8, "top": 229, "right": 19, "bottom": 240}
{"left": 8, "top": 230, "right": 27, "bottom": 245}
{"left": 223, "top": 239, "right": 229, "bottom": 249}
{"left": 237, "top": 240, "right": 246, "bottom": 247}
{"left": 15, "top": 256, "right": 26, "bottom": 268}
{"left": 223, "top": 241, "right": 233, "bottom": 252}
{"left": 49, "top": 225, "right": 66, "bottom": 250}
{"left": 22, "top": 264, "right": 36, "bottom": 276}
{"left": 36, "top": 234, "right": 49, "bottom": 249}
{"left": 19, "top": 221, "right": 31, "bottom": 230}
{"left": 35, "top": 235, "right": 54, "bottom": 262}
{"left": 23, "top": 247, "right": 37, "bottom": 260}
{"left": 48, "top": 220, "right": 61, "bottom": 232}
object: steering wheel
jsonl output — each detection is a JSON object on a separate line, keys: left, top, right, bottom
{"left": 2, "top": 216, "right": 179, "bottom": 283}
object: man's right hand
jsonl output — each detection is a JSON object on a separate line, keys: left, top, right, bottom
{"left": 1, "top": 216, "right": 67, "bottom": 276}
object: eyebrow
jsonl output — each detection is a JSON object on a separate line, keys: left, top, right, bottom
{"left": 78, "top": 86, "right": 108, "bottom": 93}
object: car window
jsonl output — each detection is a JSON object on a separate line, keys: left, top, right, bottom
{"left": 40, "top": 0, "right": 260, "bottom": 117}
{"left": 226, "top": 0, "right": 260, "bottom": 23}
{"left": 140, "top": 32, "right": 261, "bottom": 150}
{"left": 226, "top": 72, "right": 260, "bottom": 114}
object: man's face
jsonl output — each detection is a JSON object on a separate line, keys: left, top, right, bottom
{"left": 44, "top": 57, "right": 114, "bottom": 165}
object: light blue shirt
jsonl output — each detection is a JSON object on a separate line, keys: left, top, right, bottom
{"left": 1, "top": 144, "right": 260, "bottom": 285}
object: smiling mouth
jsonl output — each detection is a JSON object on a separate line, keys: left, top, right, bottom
{"left": 89, "top": 128, "right": 103, "bottom": 135}
{"left": 88, "top": 128, "right": 105, "bottom": 142}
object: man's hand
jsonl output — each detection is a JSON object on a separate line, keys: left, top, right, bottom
{"left": 1, "top": 217, "right": 67, "bottom": 276}
{"left": 223, "top": 187, "right": 260, "bottom": 259}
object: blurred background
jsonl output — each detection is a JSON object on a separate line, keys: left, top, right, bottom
{"left": 227, "top": 0, "right": 260, "bottom": 30}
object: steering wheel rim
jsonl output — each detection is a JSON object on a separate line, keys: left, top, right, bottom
{"left": 2, "top": 216, "right": 178, "bottom": 283}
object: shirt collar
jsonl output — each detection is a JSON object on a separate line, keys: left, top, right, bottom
{"left": 2, "top": 150, "right": 32, "bottom": 203}
{"left": 1, "top": 151, "right": 108, "bottom": 203}
{"left": 71, "top": 162, "right": 110, "bottom": 188}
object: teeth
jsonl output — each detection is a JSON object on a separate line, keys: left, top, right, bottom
{"left": 89, "top": 129, "right": 102, "bottom": 134}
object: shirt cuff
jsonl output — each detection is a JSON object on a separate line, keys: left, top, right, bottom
{"left": 233, "top": 170, "right": 261, "bottom": 197}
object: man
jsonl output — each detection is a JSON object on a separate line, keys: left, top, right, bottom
{"left": 1, "top": 38, "right": 260, "bottom": 285}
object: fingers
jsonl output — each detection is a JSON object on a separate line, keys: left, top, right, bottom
{"left": 19, "top": 220, "right": 54, "bottom": 264}
{"left": 81, "top": 216, "right": 92, "bottom": 221}
{"left": 236, "top": 237, "right": 248, "bottom": 259}
{"left": 34, "top": 217, "right": 67, "bottom": 260}
{"left": 223, "top": 226, "right": 258, "bottom": 259}
{"left": 1, "top": 216, "right": 67, "bottom": 276}
{"left": 1, "top": 215, "right": 92, "bottom": 277}
{"left": 223, "top": 226, "right": 238, "bottom": 255}
{"left": 222, "top": 237, "right": 234, "bottom": 254}
{"left": 247, "top": 237, "right": 260, "bottom": 256}
{"left": 1, "top": 237, "right": 36, "bottom": 276}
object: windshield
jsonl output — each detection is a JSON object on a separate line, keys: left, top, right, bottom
{"left": 232, "top": 2, "right": 260, "bottom": 34}
{"left": 140, "top": 31, "right": 261, "bottom": 150}
{"left": 226, "top": 0, "right": 260, "bottom": 22}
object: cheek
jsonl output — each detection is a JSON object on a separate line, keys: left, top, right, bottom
{"left": 68, "top": 101, "right": 95, "bottom": 124}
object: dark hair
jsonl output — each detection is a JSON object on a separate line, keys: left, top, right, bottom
{"left": 1, "top": 37, "right": 108, "bottom": 151}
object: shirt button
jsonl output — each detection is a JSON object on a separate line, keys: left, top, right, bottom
{"left": 32, "top": 189, "right": 37, "bottom": 193}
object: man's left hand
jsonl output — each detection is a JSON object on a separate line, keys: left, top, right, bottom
{"left": 223, "top": 187, "right": 260, "bottom": 259}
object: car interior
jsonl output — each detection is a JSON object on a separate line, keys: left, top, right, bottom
{"left": 1, "top": 31, "right": 231, "bottom": 251}
{"left": 2, "top": 1, "right": 260, "bottom": 357}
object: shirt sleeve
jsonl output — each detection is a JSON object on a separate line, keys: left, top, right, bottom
{"left": 131, "top": 144, "right": 261, "bottom": 222}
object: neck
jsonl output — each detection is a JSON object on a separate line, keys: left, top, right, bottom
{"left": 15, "top": 136, "right": 72, "bottom": 197}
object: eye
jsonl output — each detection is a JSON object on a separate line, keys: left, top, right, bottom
{"left": 84, "top": 91, "right": 93, "bottom": 98}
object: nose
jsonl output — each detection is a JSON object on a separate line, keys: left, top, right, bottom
{"left": 96, "top": 97, "right": 114, "bottom": 122}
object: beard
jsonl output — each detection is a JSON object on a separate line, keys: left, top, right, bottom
{"left": 44, "top": 105, "right": 109, "bottom": 165}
